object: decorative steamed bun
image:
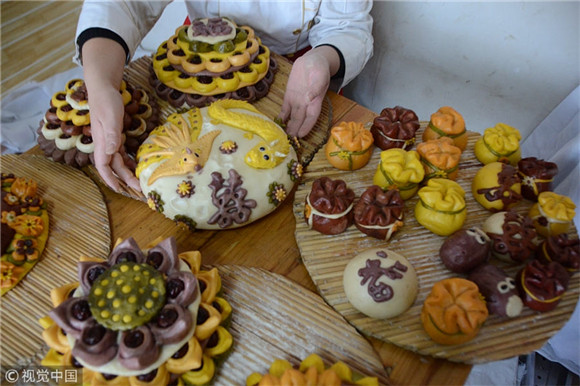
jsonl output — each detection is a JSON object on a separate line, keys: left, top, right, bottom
{"left": 373, "top": 148, "right": 424, "bottom": 200}
{"left": 353, "top": 186, "right": 404, "bottom": 241}
{"left": 136, "top": 100, "right": 300, "bottom": 231}
{"left": 439, "top": 227, "right": 491, "bottom": 274}
{"left": 304, "top": 177, "right": 355, "bottom": 235}
{"left": 37, "top": 79, "right": 159, "bottom": 168}
{"left": 472, "top": 161, "right": 522, "bottom": 212}
{"left": 482, "top": 211, "right": 538, "bottom": 264}
{"left": 1, "top": 174, "right": 49, "bottom": 296}
{"left": 370, "top": 106, "right": 420, "bottom": 150}
{"left": 39, "top": 237, "right": 233, "bottom": 385}
{"left": 528, "top": 191, "right": 576, "bottom": 237}
{"left": 538, "top": 233, "right": 579, "bottom": 272}
{"left": 422, "top": 106, "right": 467, "bottom": 151}
{"left": 517, "top": 157, "right": 558, "bottom": 201}
{"left": 421, "top": 278, "right": 488, "bottom": 345}
{"left": 516, "top": 259, "right": 570, "bottom": 312}
{"left": 246, "top": 353, "right": 379, "bottom": 386}
{"left": 343, "top": 248, "right": 418, "bottom": 319}
{"left": 474, "top": 123, "right": 521, "bottom": 166}
{"left": 414, "top": 178, "right": 467, "bottom": 236}
{"left": 325, "top": 121, "right": 374, "bottom": 171}
{"left": 416, "top": 137, "right": 462, "bottom": 181}
{"left": 468, "top": 264, "right": 523, "bottom": 318}
{"left": 150, "top": 17, "right": 277, "bottom": 108}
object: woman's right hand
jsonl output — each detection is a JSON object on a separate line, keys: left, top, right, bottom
{"left": 88, "top": 81, "right": 141, "bottom": 192}
{"left": 82, "top": 38, "right": 141, "bottom": 193}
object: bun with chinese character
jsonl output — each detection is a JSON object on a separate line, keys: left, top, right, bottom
{"left": 343, "top": 248, "right": 418, "bottom": 319}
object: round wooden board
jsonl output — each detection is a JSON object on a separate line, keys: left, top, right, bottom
{"left": 0, "top": 154, "right": 111, "bottom": 367}
{"left": 212, "top": 265, "right": 390, "bottom": 385}
{"left": 293, "top": 126, "right": 580, "bottom": 364}
{"left": 96, "top": 54, "right": 332, "bottom": 201}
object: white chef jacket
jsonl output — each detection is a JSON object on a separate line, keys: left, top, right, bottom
{"left": 74, "top": 0, "right": 374, "bottom": 89}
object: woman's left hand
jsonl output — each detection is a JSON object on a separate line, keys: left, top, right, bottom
{"left": 279, "top": 47, "right": 340, "bottom": 138}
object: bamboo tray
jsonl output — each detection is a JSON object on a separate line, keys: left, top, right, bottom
{"left": 293, "top": 126, "right": 580, "bottom": 364}
{"left": 212, "top": 265, "right": 389, "bottom": 384}
{"left": 0, "top": 261, "right": 389, "bottom": 384}
{"left": 89, "top": 54, "right": 332, "bottom": 201}
{"left": 0, "top": 154, "right": 111, "bottom": 367}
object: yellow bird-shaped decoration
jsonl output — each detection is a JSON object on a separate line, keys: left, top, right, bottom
{"left": 138, "top": 110, "right": 221, "bottom": 185}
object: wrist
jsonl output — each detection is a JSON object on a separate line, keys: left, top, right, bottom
{"left": 308, "top": 45, "right": 341, "bottom": 77}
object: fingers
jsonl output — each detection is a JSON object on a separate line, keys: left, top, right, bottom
{"left": 111, "top": 153, "right": 142, "bottom": 192}
{"left": 284, "top": 96, "right": 323, "bottom": 138}
{"left": 277, "top": 99, "right": 291, "bottom": 124}
{"left": 285, "top": 103, "right": 307, "bottom": 138}
{"left": 94, "top": 154, "right": 121, "bottom": 192}
{"left": 298, "top": 100, "right": 322, "bottom": 138}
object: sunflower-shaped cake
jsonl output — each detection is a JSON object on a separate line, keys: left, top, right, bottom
{"left": 150, "top": 17, "right": 277, "bottom": 108}
{"left": 39, "top": 237, "right": 232, "bottom": 385}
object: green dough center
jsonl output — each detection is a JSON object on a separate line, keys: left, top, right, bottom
{"left": 88, "top": 262, "right": 166, "bottom": 331}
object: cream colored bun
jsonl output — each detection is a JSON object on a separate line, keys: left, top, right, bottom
{"left": 136, "top": 100, "right": 300, "bottom": 230}
{"left": 343, "top": 248, "right": 418, "bottom": 319}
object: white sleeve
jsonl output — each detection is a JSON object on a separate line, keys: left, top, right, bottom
{"left": 308, "top": 0, "right": 374, "bottom": 88}
{"left": 74, "top": 0, "right": 173, "bottom": 65}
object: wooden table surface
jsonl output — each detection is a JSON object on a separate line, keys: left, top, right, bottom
{"left": 25, "top": 91, "right": 473, "bottom": 385}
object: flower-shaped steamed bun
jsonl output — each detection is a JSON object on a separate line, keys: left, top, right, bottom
{"left": 373, "top": 148, "right": 424, "bottom": 200}
{"left": 474, "top": 123, "right": 521, "bottom": 166}
{"left": 416, "top": 137, "right": 462, "bottom": 181}
{"left": 415, "top": 178, "right": 467, "bottom": 236}
{"left": 423, "top": 106, "right": 467, "bottom": 151}
{"left": 304, "top": 177, "right": 355, "bottom": 235}
{"left": 325, "top": 121, "right": 374, "bottom": 171}
{"left": 421, "top": 278, "right": 488, "bottom": 345}
{"left": 528, "top": 191, "right": 576, "bottom": 237}
{"left": 370, "top": 106, "right": 420, "bottom": 151}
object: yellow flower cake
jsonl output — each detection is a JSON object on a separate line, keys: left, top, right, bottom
{"left": 150, "top": 17, "right": 278, "bottom": 108}
{"left": 246, "top": 353, "right": 379, "bottom": 386}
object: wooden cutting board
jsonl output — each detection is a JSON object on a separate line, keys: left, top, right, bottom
{"left": 0, "top": 154, "right": 111, "bottom": 367}
{"left": 293, "top": 126, "right": 580, "bottom": 364}
{"left": 94, "top": 54, "right": 332, "bottom": 201}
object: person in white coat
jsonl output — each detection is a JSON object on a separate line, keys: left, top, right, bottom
{"left": 74, "top": 0, "right": 374, "bottom": 192}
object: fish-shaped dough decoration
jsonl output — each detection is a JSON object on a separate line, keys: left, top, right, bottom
{"left": 207, "top": 99, "right": 290, "bottom": 169}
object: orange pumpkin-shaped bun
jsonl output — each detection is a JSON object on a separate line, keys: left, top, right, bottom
{"left": 423, "top": 106, "right": 467, "bottom": 151}
{"left": 325, "top": 121, "right": 374, "bottom": 171}
{"left": 416, "top": 137, "right": 462, "bottom": 180}
{"left": 421, "top": 278, "right": 488, "bottom": 345}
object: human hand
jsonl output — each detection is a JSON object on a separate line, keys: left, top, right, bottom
{"left": 88, "top": 83, "right": 141, "bottom": 193}
{"left": 81, "top": 37, "right": 141, "bottom": 193}
{"left": 278, "top": 51, "right": 331, "bottom": 138}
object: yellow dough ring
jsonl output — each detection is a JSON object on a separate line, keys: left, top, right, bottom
{"left": 153, "top": 43, "right": 271, "bottom": 95}
{"left": 164, "top": 25, "right": 259, "bottom": 73}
